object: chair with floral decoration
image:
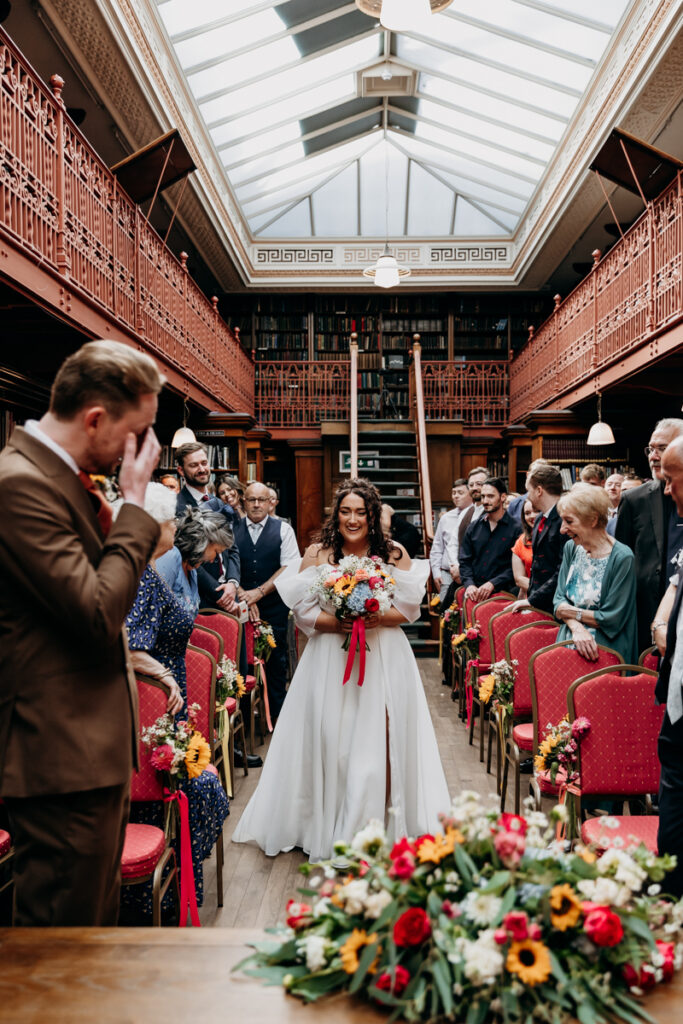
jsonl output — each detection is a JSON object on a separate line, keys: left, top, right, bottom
{"left": 198, "top": 609, "right": 264, "bottom": 753}
{"left": 121, "top": 674, "right": 179, "bottom": 925}
{"left": 639, "top": 646, "right": 660, "bottom": 672}
{"left": 567, "top": 666, "right": 662, "bottom": 853}
{"left": 528, "top": 640, "right": 623, "bottom": 810}
{"left": 191, "top": 624, "right": 248, "bottom": 800}
{"left": 466, "top": 593, "right": 516, "bottom": 760}
{"left": 484, "top": 607, "right": 556, "bottom": 785}
{"left": 499, "top": 621, "right": 560, "bottom": 814}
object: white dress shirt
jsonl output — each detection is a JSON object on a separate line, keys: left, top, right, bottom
{"left": 246, "top": 515, "right": 301, "bottom": 566}
{"left": 430, "top": 507, "right": 463, "bottom": 579}
{"left": 23, "top": 420, "right": 79, "bottom": 475}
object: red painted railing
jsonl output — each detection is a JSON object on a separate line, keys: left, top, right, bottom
{"left": 510, "top": 172, "right": 683, "bottom": 421}
{"left": 421, "top": 361, "right": 509, "bottom": 425}
{"left": 256, "top": 361, "right": 350, "bottom": 428}
{"left": 0, "top": 29, "right": 253, "bottom": 413}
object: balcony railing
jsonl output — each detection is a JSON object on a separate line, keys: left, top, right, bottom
{"left": 0, "top": 29, "right": 253, "bottom": 413}
{"left": 510, "top": 171, "right": 683, "bottom": 422}
{"left": 255, "top": 361, "right": 351, "bottom": 428}
{"left": 421, "top": 361, "right": 509, "bottom": 425}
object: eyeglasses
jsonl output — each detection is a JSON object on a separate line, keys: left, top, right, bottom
{"left": 245, "top": 497, "right": 267, "bottom": 504}
{"left": 644, "top": 445, "right": 669, "bottom": 457}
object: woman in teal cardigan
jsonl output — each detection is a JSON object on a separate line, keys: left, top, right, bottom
{"left": 553, "top": 483, "right": 638, "bottom": 665}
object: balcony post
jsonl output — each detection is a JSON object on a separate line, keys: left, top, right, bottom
{"left": 49, "top": 75, "right": 70, "bottom": 276}
{"left": 592, "top": 249, "right": 601, "bottom": 371}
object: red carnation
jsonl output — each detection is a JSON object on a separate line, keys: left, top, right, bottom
{"left": 393, "top": 907, "right": 432, "bottom": 947}
{"left": 285, "top": 899, "right": 313, "bottom": 930}
{"left": 497, "top": 812, "right": 528, "bottom": 836}
{"left": 584, "top": 906, "right": 624, "bottom": 947}
{"left": 368, "top": 576, "right": 382, "bottom": 589}
{"left": 656, "top": 941, "right": 676, "bottom": 983}
{"left": 503, "top": 911, "right": 529, "bottom": 941}
{"left": 365, "top": 597, "right": 380, "bottom": 613}
{"left": 389, "top": 852, "right": 416, "bottom": 880}
{"left": 150, "top": 743, "right": 175, "bottom": 771}
{"left": 376, "top": 965, "right": 410, "bottom": 996}
{"left": 390, "top": 837, "right": 415, "bottom": 860}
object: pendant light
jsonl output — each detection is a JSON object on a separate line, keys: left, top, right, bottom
{"left": 363, "top": 144, "right": 410, "bottom": 288}
{"left": 171, "top": 397, "right": 196, "bottom": 448}
{"left": 586, "top": 393, "right": 615, "bottom": 446}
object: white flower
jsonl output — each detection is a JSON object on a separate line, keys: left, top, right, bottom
{"left": 364, "top": 889, "right": 392, "bottom": 920}
{"left": 598, "top": 848, "right": 646, "bottom": 891}
{"left": 461, "top": 891, "right": 503, "bottom": 926}
{"left": 337, "top": 879, "right": 369, "bottom": 915}
{"left": 551, "top": 803, "right": 568, "bottom": 823}
{"left": 351, "top": 819, "right": 387, "bottom": 857}
{"left": 313, "top": 897, "right": 331, "bottom": 917}
{"left": 577, "top": 877, "right": 630, "bottom": 907}
{"left": 302, "top": 934, "right": 328, "bottom": 972}
{"left": 461, "top": 930, "right": 505, "bottom": 986}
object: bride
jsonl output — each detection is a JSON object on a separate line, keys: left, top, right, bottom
{"left": 231, "top": 478, "right": 450, "bottom": 861}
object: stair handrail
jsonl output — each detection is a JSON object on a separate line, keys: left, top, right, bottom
{"left": 411, "top": 338, "right": 434, "bottom": 551}
{"left": 349, "top": 333, "right": 359, "bottom": 479}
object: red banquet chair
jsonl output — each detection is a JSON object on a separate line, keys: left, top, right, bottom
{"left": 639, "top": 646, "right": 660, "bottom": 672}
{"left": 466, "top": 593, "right": 515, "bottom": 760}
{"left": 121, "top": 675, "right": 179, "bottom": 926}
{"left": 499, "top": 620, "right": 559, "bottom": 813}
{"left": 528, "top": 641, "right": 623, "bottom": 810}
{"left": 198, "top": 609, "right": 264, "bottom": 753}
{"left": 568, "top": 666, "right": 662, "bottom": 853}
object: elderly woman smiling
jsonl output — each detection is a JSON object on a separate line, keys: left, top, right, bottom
{"left": 553, "top": 483, "right": 638, "bottom": 663}
{"left": 156, "top": 506, "right": 233, "bottom": 618}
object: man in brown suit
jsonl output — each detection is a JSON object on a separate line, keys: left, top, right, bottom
{"left": 0, "top": 340, "right": 164, "bottom": 926}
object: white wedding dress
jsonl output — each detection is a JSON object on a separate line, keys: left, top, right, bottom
{"left": 231, "top": 558, "right": 450, "bottom": 861}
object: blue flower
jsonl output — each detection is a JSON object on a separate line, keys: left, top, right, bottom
{"left": 346, "top": 582, "right": 372, "bottom": 615}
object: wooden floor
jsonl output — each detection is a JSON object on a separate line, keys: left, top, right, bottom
{"left": 199, "top": 657, "right": 493, "bottom": 927}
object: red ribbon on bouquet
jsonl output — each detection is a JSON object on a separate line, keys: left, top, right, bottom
{"left": 342, "top": 617, "right": 367, "bottom": 688}
{"left": 254, "top": 657, "right": 273, "bottom": 732}
{"left": 164, "top": 788, "right": 201, "bottom": 927}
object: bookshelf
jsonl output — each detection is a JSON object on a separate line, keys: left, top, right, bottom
{"left": 157, "top": 440, "right": 240, "bottom": 475}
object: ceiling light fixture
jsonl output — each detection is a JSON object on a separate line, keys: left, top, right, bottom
{"left": 355, "top": 0, "right": 454, "bottom": 33}
{"left": 171, "top": 397, "right": 196, "bottom": 448}
{"left": 363, "top": 145, "right": 411, "bottom": 289}
{"left": 586, "top": 393, "right": 615, "bottom": 446}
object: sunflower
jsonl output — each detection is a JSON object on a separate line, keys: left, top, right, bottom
{"left": 506, "top": 939, "right": 552, "bottom": 986}
{"left": 236, "top": 673, "right": 246, "bottom": 698}
{"left": 452, "top": 633, "right": 466, "bottom": 648}
{"left": 430, "top": 594, "right": 441, "bottom": 608}
{"left": 185, "top": 732, "right": 211, "bottom": 779}
{"left": 339, "top": 929, "right": 379, "bottom": 974}
{"left": 478, "top": 674, "right": 495, "bottom": 704}
{"left": 549, "top": 884, "right": 582, "bottom": 931}
{"left": 266, "top": 634, "right": 277, "bottom": 649}
{"left": 417, "top": 827, "right": 464, "bottom": 864}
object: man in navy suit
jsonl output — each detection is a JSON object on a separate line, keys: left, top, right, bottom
{"left": 234, "top": 481, "right": 300, "bottom": 722}
{"left": 174, "top": 442, "right": 240, "bottom": 611}
{"left": 509, "top": 463, "right": 567, "bottom": 614}
{"left": 653, "top": 436, "right": 683, "bottom": 896}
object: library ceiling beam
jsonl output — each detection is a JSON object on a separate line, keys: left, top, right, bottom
{"left": 386, "top": 125, "right": 539, "bottom": 186}
{"left": 236, "top": 132, "right": 381, "bottom": 195}
{"left": 440, "top": 10, "right": 597, "bottom": 68}
{"left": 411, "top": 90, "right": 559, "bottom": 146}
{"left": 215, "top": 92, "right": 360, "bottom": 154}
{"left": 415, "top": 159, "right": 519, "bottom": 228}
{"left": 167, "top": 0, "right": 293, "bottom": 43}
{"left": 508, "top": 0, "right": 614, "bottom": 35}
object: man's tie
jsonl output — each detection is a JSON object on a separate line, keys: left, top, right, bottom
{"left": 249, "top": 522, "right": 263, "bottom": 544}
{"left": 78, "top": 471, "right": 113, "bottom": 536}
{"left": 201, "top": 494, "right": 210, "bottom": 502}
{"left": 537, "top": 516, "right": 545, "bottom": 534}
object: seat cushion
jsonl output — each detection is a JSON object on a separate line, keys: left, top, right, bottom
{"left": 225, "top": 697, "right": 237, "bottom": 715}
{"left": 244, "top": 674, "right": 256, "bottom": 693}
{"left": 512, "top": 722, "right": 533, "bottom": 751}
{"left": 0, "top": 829, "right": 11, "bottom": 857}
{"left": 121, "top": 823, "right": 166, "bottom": 879}
{"left": 582, "top": 815, "right": 659, "bottom": 854}
{"left": 535, "top": 768, "right": 568, "bottom": 795}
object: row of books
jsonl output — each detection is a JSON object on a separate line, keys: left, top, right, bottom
{"left": 357, "top": 372, "right": 380, "bottom": 389}
{"left": 314, "top": 316, "right": 377, "bottom": 332}
{"left": 454, "top": 317, "right": 508, "bottom": 331}
{"left": 255, "top": 335, "right": 308, "bottom": 348}
{"left": 382, "top": 318, "right": 445, "bottom": 332}
{"left": 255, "top": 316, "right": 307, "bottom": 331}
{"left": 158, "top": 444, "right": 238, "bottom": 473}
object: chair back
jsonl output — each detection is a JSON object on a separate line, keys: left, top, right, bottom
{"left": 131, "top": 675, "right": 170, "bottom": 802}
{"left": 185, "top": 645, "right": 217, "bottom": 758}
{"left": 245, "top": 622, "right": 255, "bottom": 665}
{"left": 529, "top": 641, "right": 623, "bottom": 753}
{"left": 638, "top": 646, "right": 660, "bottom": 672}
{"left": 196, "top": 609, "right": 241, "bottom": 664}
{"left": 190, "top": 624, "right": 223, "bottom": 664}
{"left": 472, "top": 595, "right": 515, "bottom": 664}
{"left": 504, "top": 621, "right": 559, "bottom": 716}
{"left": 488, "top": 606, "right": 555, "bottom": 664}
{"left": 568, "top": 667, "right": 663, "bottom": 795}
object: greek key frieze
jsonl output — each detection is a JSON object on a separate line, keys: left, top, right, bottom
{"left": 429, "top": 246, "right": 508, "bottom": 264}
{"left": 255, "top": 248, "right": 334, "bottom": 264}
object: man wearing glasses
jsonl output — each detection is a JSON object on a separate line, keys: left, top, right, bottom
{"left": 616, "top": 419, "right": 683, "bottom": 653}
{"left": 234, "top": 481, "right": 300, "bottom": 722}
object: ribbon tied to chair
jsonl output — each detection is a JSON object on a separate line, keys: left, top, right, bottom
{"left": 465, "top": 658, "right": 480, "bottom": 728}
{"left": 253, "top": 658, "right": 273, "bottom": 732}
{"left": 342, "top": 617, "right": 367, "bottom": 688}
{"left": 215, "top": 704, "right": 233, "bottom": 799}
{"left": 164, "top": 787, "right": 201, "bottom": 927}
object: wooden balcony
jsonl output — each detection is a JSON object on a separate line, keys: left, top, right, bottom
{"left": 0, "top": 28, "right": 253, "bottom": 414}
{"left": 510, "top": 172, "right": 683, "bottom": 422}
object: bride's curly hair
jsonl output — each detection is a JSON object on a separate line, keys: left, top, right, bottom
{"left": 318, "top": 477, "right": 399, "bottom": 564}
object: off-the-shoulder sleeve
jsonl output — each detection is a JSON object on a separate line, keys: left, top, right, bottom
{"left": 126, "top": 566, "right": 162, "bottom": 652}
{"left": 275, "top": 561, "right": 322, "bottom": 637}
{"left": 391, "top": 559, "right": 429, "bottom": 624}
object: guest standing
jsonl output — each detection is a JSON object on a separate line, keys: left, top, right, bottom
{"left": 510, "top": 499, "right": 537, "bottom": 596}
{"left": 0, "top": 340, "right": 163, "bottom": 926}
{"left": 510, "top": 463, "right": 567, "bottom": 614}
{"left": 429, "top": 479, "right": 471, "bottom": 599}
{"left": 459, "top": 477, "right": 517, "bottom": 602}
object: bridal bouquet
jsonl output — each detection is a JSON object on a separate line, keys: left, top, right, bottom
{"left": 141, "top": 702, "right": 211, "bottom": 780}
{"left": 237, "top": 792, "right": 683, "bottom": 1023}
{"left": 311, "top": 555, "right": 396, "bottom": 686}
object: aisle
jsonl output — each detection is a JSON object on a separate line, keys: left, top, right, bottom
{"left": 199, "top": 658, "right": 492, "bottom": 927}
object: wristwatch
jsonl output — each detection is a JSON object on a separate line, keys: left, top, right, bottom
{"left": 651, "top": 619, "right": 667, "bottom": 641}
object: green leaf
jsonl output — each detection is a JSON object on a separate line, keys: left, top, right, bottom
{"left": 482, "top": 869, "right": 511, "bottom": 893}
{"left": 431, "top": 955, "right": 454, "bottom": 1016}
{"left": 453, "top": 843, "right": 473, "bottom": 885}
{"left": 549, "top": 950, "right": 569, "bottom": 986}
{"left": 374, "top": 897, "right": 399, "bottom": 932}
{"left": 576, "top": 999, "right": 600, "bottom": 1024}
{"left": 622, "top": 914, "right": 656, "bottom": 950}
{"left": 370, "top": 986, "right": 404, "bottom": 1008}
{"left": 348, "top": 940, "right": 380, "bottom": 995}
{"left": 501, "top": 986, "right": 519, "bottom": 1021}
{"left": 466, "top": 999, "right": 488, "bottom": 1024}
{"left": 292, "top": 969, "right": 347, "bottom": 996}
{"left": 427, "top": 890, "right": 443, "bottom": 919}
{"left": 242, "top": 964, "right": 308, "bottom": 985}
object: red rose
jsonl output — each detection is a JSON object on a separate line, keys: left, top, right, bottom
{"left": 150, "top": 743, "right": 175, "bottom": 771}
{"left": 286, "top": 899, "right": 313, "bottom": 930}
{"left": 365, "top": 597, "right": 380, "bottom": 613}
{"left": 503, "top": 911, "right": 529, "bottom": 941}
{"left": 376, "top": 965, "right": 410, "bottom": 996}
{"left": 393, "top": 907, "right": 432, "bottom": 947}
{"left": 584, "top": 906, "right": 624, "bottom": 947}
{"left": 466, "top": 627, "right": 479, "bottom": 640}
{"left": 656, "top": 941, "right": 675, "bottom": 982}
{"left": 389, "top": 852, "right": 416, "bottom": 880}
{"left": 498, "top": 812, "right": 528, "bottom": 836}
{"left": 368, "top": 576, "right": 382, "bottom": 589}
{"left": 622, "top": 964, "right": 639, "bottom": 989}
{"left": 390, "top": 837, "right": 415, "bottom": 860}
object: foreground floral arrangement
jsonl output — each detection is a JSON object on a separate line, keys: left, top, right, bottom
{"left": 141, "top": 703, "right": 211, "bottom": 780}
{"left": 237, "top": 793, "right": 683, "bottom": 1022}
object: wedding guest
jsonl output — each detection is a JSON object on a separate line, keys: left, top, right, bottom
{"left": 605, "top": 473, "right": 624, "bottom": 518}
{"left": 0, "top": 339, "right": 163, "bottom": 926}
{"left": 217, "top": 475, "right": 245, "bottom": 517}
{"left": 156, "top": 507, "right": 233, "bottom": 629}
{"left": 429, "top": 478, "right": 470, "bottom": 599}
{"left": 159, "top": 473, "right": 180, "bottom": 493}
{"left": 511, "top": 499, "right": 537, "bottom": 596}
{"left": 616, "top": 419, "right": 683, "bottom": 652}
{"left": 456, "top": 466, "right": 488, "bottom": 540}
{"left": 580, "top": 463, "right": 606, "bottom": 487}
{"left": 267, "top": 486, "right": 281, "bottom": 519}
{"left": 459, "top": 477, "right": 517, "bottom": 603}
{"left": 554, "top": 483, "right": 637, "bottom": 664}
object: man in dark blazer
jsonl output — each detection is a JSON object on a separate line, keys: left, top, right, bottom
{"left": 234, "top": 481, "right": 301, "bottom": 722}
{"left": 174, "top": 442, "right": 240, "bottom": 611}
{"left": 616, "top": 418, "right": 683, "bottom": 653}
{"left": 0, "top": 340, "right": 163, "bottom": 926}
{"left": 653, "top": 436, "right": 683, "bottom": 897}
{"left": 510, "top": 463, "right": 567, "bottom": 614}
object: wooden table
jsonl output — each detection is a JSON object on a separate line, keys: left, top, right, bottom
{"left": 0, "top": 927, "right": 681, "bottom": 1023}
